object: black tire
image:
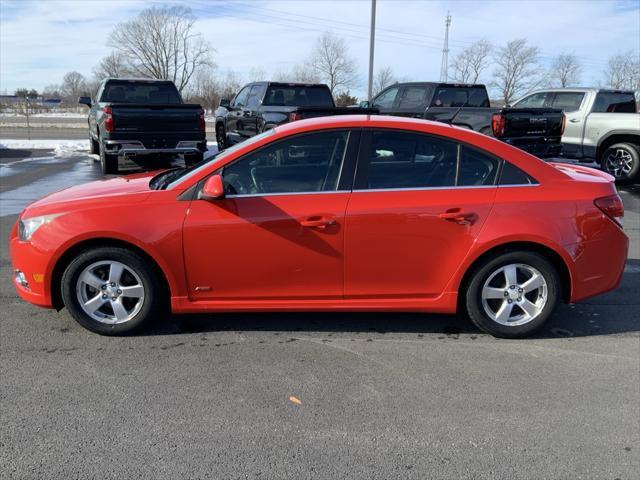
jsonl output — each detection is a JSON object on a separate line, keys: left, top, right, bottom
{"left": 465, "top": 251, "right": 560, "bottom": 338}
{"left": 61, "top": 247, "right": 164, "bottom": 335}
{"left": 600, "top": 143, "right": 640, "bottom": 183}
{"left": 89, "top": 132, "right": 99, "bottom": 155}
{"left": 184, "top": 152, "right": 204, "bottom": 167}
{"left": 99, "top": 142, "right": 118, "bottom": 175}
{"left": 216, "top": 124, "right": 227, "bottom": 151}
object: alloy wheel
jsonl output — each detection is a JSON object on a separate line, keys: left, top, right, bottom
{"left": 605, "top": 148, "right": 633, "bottom": 178}
{"left": 76, "top": 260, "right": 145, "bottom": 324}
{"left": 481, "top": 263, "right": 548, "bottom": 326}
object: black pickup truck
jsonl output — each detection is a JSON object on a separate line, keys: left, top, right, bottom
{"left": 79, "top": 78, "right": 206, "bottom": 174}
{"left": 362, "top": 82, "right": 565, "bottom": 158}
{"left": 214, "top": 82, "right": 373, "bottom": 150}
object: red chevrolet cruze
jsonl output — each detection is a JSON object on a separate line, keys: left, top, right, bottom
{"left": 10, "top": 115, "right": 628, "bottom": 337}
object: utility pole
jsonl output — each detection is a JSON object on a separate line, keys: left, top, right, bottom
{"left": 367, "top": 0, "right": 377, "bottom": 102}
{"left": 439, "top": 12, "right": 451, "bottom": 82}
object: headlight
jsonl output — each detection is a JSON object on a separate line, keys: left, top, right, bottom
{"left": 18, "top": 214, "right": 61, "bottom": 241}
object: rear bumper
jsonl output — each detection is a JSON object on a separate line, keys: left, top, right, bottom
{"left": 569, "top": 219, "right": 628, "bottom": 303}
{"left": 103, "top": 140, "right": 206, "bottom": 157}
{"left": 501, "top": 137, "right": 563, "bottom": 158}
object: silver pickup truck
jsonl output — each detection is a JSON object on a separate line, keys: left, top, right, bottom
{"left": 512, "top": 88, "right": 640, "bottom": 182}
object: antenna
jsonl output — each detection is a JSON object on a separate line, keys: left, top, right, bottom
{"left": 439, "top": 12, "right": 452, "bottom": 82}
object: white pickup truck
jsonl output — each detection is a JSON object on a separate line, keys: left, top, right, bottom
{"left": 513, "top": 88, "right": 640, "bottom": 182}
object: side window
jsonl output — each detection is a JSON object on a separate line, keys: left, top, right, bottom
{"left": 514, "top": 92, "right": 548, "bottom": 108}
{"left": 222, "top": 131, "right": 349, "bottom": 195}
{"left": 363, "top": 131, "right": 458, "bottom": 189}
{"left": 432, "top": 88, "right": 471, "bottom": 107}
{"left": 457, "top": 146, "right": 500, "bottom": 186}
{"left": 397, "top": 87, "right": 429, "bottom": 109}
{"left": 499, "top": 162, "right": 537, "bottom": 185}
{"left": 592, "top": 92, "right": 636, "bottom": 113}
{"left": 232, "top": 86, "right": 251, "bottom": 108}
{"left": 246, "top": 85, "right": 265, "bottom": 109}
{"left": 372, "top": 87, "right": 399, "bottom": 109}
{"left": 550, "top": 92, "right": 585, "bottom": 111}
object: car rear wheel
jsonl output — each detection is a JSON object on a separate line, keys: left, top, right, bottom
{"left": 216, "top": 124, "right": 227, "bottom": 151}
{"left": 61, "top": 247, "right": 163, "bottom": 335}
{"left": 99, "top": 142, "right": 118, "bottom": 175}
{"left": 601, "top": 143, "right": 639, "bottom": 183}
{"left": 465, "top": 251, "right": 560, "bottom": 338}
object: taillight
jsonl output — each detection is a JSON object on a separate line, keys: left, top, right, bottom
{"left": 289, "top": 112, "right": 301, "bottom": 122}
{"left": 491, "top": 113, "right": 506, "bottom": 137}
{"left": 560, "top": 113, "right": 566, "bottom": 135}
{"left": 594, "top": 194, "right": 624, "bottom": 227}
{"left": 104, "top": 106, "right": 114, "bottom": 132}
{"left": 198, "top": 109, "right": 205, "bottom": 132}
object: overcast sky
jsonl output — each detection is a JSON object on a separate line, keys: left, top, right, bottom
{"left": 1, "top": 0, "right": 639, "bottom": 97}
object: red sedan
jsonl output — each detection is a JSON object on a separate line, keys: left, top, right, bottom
{"left": 10, "top": 115, "right": 628, "bottom": 337}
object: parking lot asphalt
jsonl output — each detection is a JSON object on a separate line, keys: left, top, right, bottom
{"left": 1, "top": 149, "right": 639, "bottom": 479}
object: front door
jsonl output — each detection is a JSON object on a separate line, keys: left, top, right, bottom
{"left": 182, "top": 129, "right": 356, "bottom": 301}
{"left": 345, "top": 130, "right": 498, "bottom": 298}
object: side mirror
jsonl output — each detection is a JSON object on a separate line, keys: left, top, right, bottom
{"left": 219, "top": 98, "right": 231, "bottom": 108}
{"left": 78, "top": 96, "right": 92, "bottom": 107}
{"left": 359, "top": 100, "right": 370, "bottom": 108}
{"left": 200, "top": 174, "right": 225, "bottom": 200}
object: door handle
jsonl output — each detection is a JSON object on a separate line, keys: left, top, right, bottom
{"left": 569, "top": 118, "right": 581, "bottom": 123}
{"left": 438, "top": 209, "right": 476, "bottom": 225}
{"left": 300, "top": 216, "right": 336, "bottom": 229}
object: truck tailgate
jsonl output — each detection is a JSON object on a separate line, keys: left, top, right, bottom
{"left": 500, "top": 108, "right": 564, "bottom": 138}
{"left": 110, "top": 104, "right": 202, "bottom": 132}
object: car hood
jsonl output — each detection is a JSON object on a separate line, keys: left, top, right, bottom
{"left": 24, "top": 171, "right": 158, "bottom": 214}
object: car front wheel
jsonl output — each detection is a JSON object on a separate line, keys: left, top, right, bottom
{"left": 465, "top": 251, "right": 560, "bottom": 338}
{"left": 61, "top": 247, "right": 163, "bottom": 335}
{"left": 601, "top": 143, "right": 639, "bottom": 183}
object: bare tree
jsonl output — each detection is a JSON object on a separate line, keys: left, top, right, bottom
{"left": 185, "top": 69, "right": 242, "bottom": 113}
{"left": 60, "top": 71, "right": 88, "bottom": 105}
{"left": 549, "top": 53, "right": 581, "bottom": 87}
{"left": 273, "top": 63, "right": 320, "bottom": 83}
{"left": 603, "top": 51, "right": 640, "bottom": 90}
{"left": 334, "top": 91, "right": 358, "bottom": 107}
{"left": 93, "top": 51, "right": 131, "bottom": 81}
{"left": 108, "top": 5, "right": 214, "bottom": 93}
{"left": 492, "top": 39, "right": 541, "bottom": 104}
{"left": 309, "top": 32, "right": 358, "bottom": 94}
{"left": 248, "top": 66, "right": 266, "bottom": 82}
{"left": 451, "top": 40, "right": 492, "bottom": 84}
{"left": 372, "top": 66, "right": 396, "bottom": 96}
{"left": 42, "top": 84, "right": 62, "bottom": 100}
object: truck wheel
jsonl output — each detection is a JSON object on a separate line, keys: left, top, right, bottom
{"left": 184, "top": 152, "right": 204, "bottom": 167}
{"left": 216, "top": 124, "right": 227, "bottom": 151}
{"left": 99, "top": 143, "right": 118, "bottom": 175}
{"left": 89, "top": 132, "right": 99, "bottom": 155}
{"left": 601, "top": 143, "right": 639, "bottom": 183}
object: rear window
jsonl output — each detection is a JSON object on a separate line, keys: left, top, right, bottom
{"left": 263, "top": 85, "right": 334, "bottom": 107}
{"left": 100, "top": 81, "right": 182, "bottom": 104}
{"left": 432, "top": 87, "right": 490, "bottom": 108}
{"left": 592, "top": 92, "right": 637, "bottom": 113}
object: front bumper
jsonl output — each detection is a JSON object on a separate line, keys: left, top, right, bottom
{"left": 10, "top": 223, "right": 54, "bottom": 308}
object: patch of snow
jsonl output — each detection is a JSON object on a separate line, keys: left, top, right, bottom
{"left": 0, "top": 139, "right": 88, "bottom": 153}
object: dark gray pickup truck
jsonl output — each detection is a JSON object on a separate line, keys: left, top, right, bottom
{"left": 214, "top": 82, "right": 372, "bottom": 150}
{"left": 362, "top": 82, "right": 565, "bottom": 158}
{"left": 79, "top": 78, "right": 206, "bottom": 174}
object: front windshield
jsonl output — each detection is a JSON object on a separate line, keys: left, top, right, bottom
{"left": 164, "top": 128, "right": 277, "bottom": 190}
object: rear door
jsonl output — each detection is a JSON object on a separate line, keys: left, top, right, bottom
{"left": 547, "top": 91, "right": 588, "bottom": 157}
{"left": 344, "top": 129, "right": 499, "bottom": 298}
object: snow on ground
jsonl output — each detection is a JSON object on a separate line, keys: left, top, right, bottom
{"left": 0, "top": 139, "right": 219, "bottom": 158}
{"left": 0, "top": 112, "right": 86, "bottom": 118}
